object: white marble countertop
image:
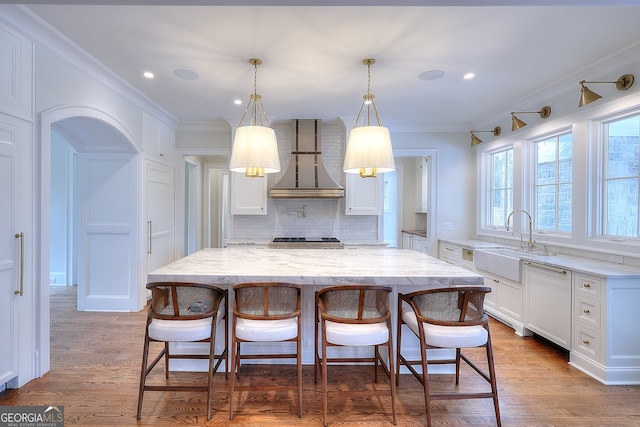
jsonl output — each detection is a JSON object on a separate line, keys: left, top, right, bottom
{"left": 497, "top": 249, "right": 640, "bottom": 278}
{"left": 148, "top": 247, "right": 484, "bottom": 287}
{"left": 439, "top": 238, "right": 640, "bottom": 278}
{"left": 439, "top": 238, "right": 504, "bottom": 250}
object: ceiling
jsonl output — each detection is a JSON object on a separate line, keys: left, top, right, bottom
{"left": 20, "top": 1, "right": 640, "bottom": 132}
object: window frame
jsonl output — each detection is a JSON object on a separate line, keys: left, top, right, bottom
{"left": 531, "top": 130, "right": 573, "bottom": 235}
{"left": 481, "top": 145, "right": 515, "bottom": 230}
{"left": 596, "top": 111, "right": 640, "bottom": 241}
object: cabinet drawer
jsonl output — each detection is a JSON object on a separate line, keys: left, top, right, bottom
{"left": 572, "top": 324, "right": 601, "bottom": 362}
{"left": 439, "top": 243, "right": 461, "bottom": 259}
{"left": 573, "top": 274, "right": 601, "bottom": 299}
{"left": 573, "top": 295, "right": 601, "bottom": 331}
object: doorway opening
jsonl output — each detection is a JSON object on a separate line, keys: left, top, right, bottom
{"left": 39, "top": 107, "right": 140, "bottom": 380}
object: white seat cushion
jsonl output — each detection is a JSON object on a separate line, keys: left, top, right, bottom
{"left": 402, "top": 307, "right": 488, "bottom": 348}
{"left": 235, "top": 318, "right": 298, "bottom": 342}
{"left": 324, "top": 320, "right": 389, "bottom": 346}
{"left": 148, "top": 301, "right": 225, "bottom": 342}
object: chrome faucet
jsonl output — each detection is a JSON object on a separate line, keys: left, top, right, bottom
{"left": 506, "top": 209, "right": 535, "bottom": 251}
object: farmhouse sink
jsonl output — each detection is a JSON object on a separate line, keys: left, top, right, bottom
{"left": 474, "top": 248, "right": 523, "bottom": 283}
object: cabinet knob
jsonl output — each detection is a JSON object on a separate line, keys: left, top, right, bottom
{"left": 583, "top": 283, "right": 591, "bottom": 288}
{"left": 582, "top": 339, "right": 590, "bottom": 345}
{"left": 583, "top": 309, "right": 590, "bottom": 314}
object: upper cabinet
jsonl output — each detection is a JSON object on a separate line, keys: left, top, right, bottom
{"left": 345, "top": 173, "right": 381, "bottom": 215}
{"left": 0, "top": 23, "right": 33, "bottom": 121}
{"left": 231, "top": 172, "right": 268, "bottom": 215}
{"left": 415, "top": 156, "right": 428, "bottom": 213}
{"left": 143, "top": 113, "right": 175, "bottom": 166}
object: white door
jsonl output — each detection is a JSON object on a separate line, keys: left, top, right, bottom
{"left": 0, "top": 113, "right": 33, "bottom": 388}
{"left": 146, "top": 160, "right": 175, "bottom": 275}
{"left": 76, "top": 153, "right": 138, "bottom": 311}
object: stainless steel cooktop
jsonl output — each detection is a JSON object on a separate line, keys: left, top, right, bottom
{"left": 269, "top": 237, "right": 343, "bottom": 249}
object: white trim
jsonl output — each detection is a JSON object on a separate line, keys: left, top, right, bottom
{"left": 38, "top": 105, "right": 141, "bottom": 378}
{"left": 393, "top": 148, "right": 438, "bottom": 257}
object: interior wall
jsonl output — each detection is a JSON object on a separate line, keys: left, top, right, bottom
{"left": 393, "top": 131, "right": 476, "bottom": 239}
{"left": 50, "top": 131, "right": 72, "bottom": 286}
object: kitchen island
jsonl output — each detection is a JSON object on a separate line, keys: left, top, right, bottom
{"left": 148, "top": 247, "right": 484, "bottom": 367}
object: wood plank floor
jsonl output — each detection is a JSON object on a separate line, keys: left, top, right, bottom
{"left": 1, "top": 286, "right": 639, "bottom": 426}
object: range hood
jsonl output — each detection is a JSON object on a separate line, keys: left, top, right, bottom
{"left": 269, "top": 119, "right": 345, "bottom": 199}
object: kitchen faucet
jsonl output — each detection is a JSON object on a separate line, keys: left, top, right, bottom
{"left": 506, "top": 209, "right": 535, "bottom": 251}
{"left": 511, "top": 230, "right": 525, "bottom": 250}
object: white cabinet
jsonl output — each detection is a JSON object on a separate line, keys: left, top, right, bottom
{"left": 524, "top": 262, "right": 572, "bottom": 349}
{"left": 572, "top": 274, "right": 603, "bottom": 366}
{"left": 0, "top": 24, "right": 32, "bottom": 120}
{"left": 403, "top": 232, "right": 428, "bottom": 254}
{"left": 402, "top": 232, "right": 413, "bottom": 250}
{"left": 481, "top": 271, "right": 525, "bottom": 336}
{"left": 231, "top": 172, "right": 267, "bottom": 215}
{"left": 146, "top": 160, "right": 175, "bottom": 275}
{"left": 569, "top": 273, "right": 640, "bottom": 384}
{"left": 412, "top": 235, "right": 429, "bottom": 254}
{"left": 438, "top": 241, "right": 474, "bottom": 270}
{"left": 0, "top": 113, "right": 33, "bottom": 389}
{"left": 345, "top": 173, "right": 381, "bottom": 215}
{"left": 142, "top": 113, "right": 175, "bottom": 166}
{"left": 415, "top": 156, "right": 428, "bottom": 213}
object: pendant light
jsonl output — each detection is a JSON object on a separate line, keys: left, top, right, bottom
{"left": 229, "top": 58, "right": 280, "bottom": 178}
{"left": 343, "top": 58, "right": 395, "bottom": 178}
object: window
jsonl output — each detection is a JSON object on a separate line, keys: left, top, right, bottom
{"left": 489, "top": 148, "right": 513, "bottom": 228}
{"left": 602, "top": 114, "right": 639, "bottom": 238}
{"left": 533, "top": 132, "right": 572, "bottom": 233}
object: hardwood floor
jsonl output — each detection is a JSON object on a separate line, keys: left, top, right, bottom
{"left": 1, "top": 286, "right": 639, "bottom": 426}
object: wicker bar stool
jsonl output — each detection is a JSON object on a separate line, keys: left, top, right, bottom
{"left": 136, "top": 282, "right": 228, "bottom": 420}
{"left": 229, "top": 282, "right": 303, "bottom": 420}
{"left": 396, "top": 286, "right": 501, "bottom": 426}
{"left": 314, "top": 285, "right": 397, "bottom": 426}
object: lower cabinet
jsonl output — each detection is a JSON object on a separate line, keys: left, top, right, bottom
{"left": 437, "top": 241, "right": 474, "bottom": 270}
{"left": 403, "top": 232, "right": 429, "bottom": 254}
{"left": 480, "top": 271, "right": 525, "bottom": 336}
{"left": 569, "top": 272, "right": 640, "bottom": 385}
{"left": 571, "top": 273, "right": 603, "bottom": 365}
{"left": 524, "top": 262, "right": 572, "bottom": 349}
{"left": 437, "top": 240, "right": 640, "bottom": 384}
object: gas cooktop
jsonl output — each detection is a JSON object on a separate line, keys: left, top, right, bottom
{"left": 272, "top": 237, "right": 340, "bottom": 243}
{"left": 269, "top": 237, "right": 343, "bottom": 248}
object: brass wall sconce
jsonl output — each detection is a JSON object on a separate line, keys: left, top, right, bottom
{"left": 510, "top": 106, "right": 551, "bottom": 131}
{"left": 470, "top": 126, "right": 501, "bottom": 147}
{"left": 578, "top": 74, "right": 634, "bottom": 107}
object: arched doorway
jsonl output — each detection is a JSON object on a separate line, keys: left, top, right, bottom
{"left": 38, "top": 106, "right": 141, "bottom": 377}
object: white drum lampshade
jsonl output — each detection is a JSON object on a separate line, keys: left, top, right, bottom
{"left": 343, "top": 125, "right": 395, "bottom": 178}
{"left": 229, "top": 125, "right": 280, "bottom": 177}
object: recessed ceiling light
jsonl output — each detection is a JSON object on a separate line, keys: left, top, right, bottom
{"left": 173, "top": 69, "right": 199, "bottom": 80}
{"left": 418, "top": 70, "right": 445, "bottom": 81}
{"left": 234, "top": 99, "right": 242, "bottom": 105}
{"left": 143, "top": 71, "right": 154, "bottom": 79}
{"left": 464, "top": 73, "right": 475, "bottom": 80}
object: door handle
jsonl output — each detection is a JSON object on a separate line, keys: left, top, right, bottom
{"left": 147, "top": 220, "right": 152, "bottom": 254}
{"left": 15, "top": 232, "right": 24, "bottom": 296}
